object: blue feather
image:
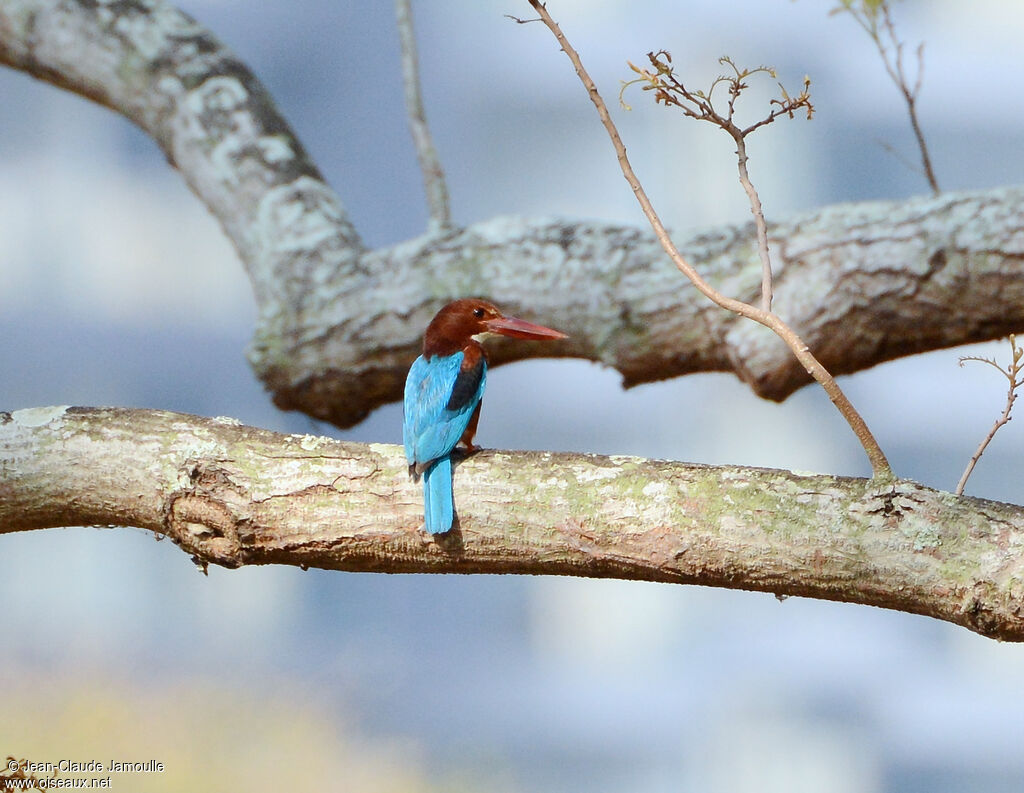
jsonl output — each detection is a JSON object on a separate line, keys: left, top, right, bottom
{"left": 422, "top": 456, "right": 453, "bottom": 535}
{"left": 403, "top": 351, "right": 487, "bottom": 533}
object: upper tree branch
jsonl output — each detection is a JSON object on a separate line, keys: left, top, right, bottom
{"left": 395, "top": 0, "right": 452, "bottom": 232}
{"left": 2, "top": 406, "right": 1023, "bottom": 641}
{"left": 2, "top": 1, "right": 1023, "bottom": 428}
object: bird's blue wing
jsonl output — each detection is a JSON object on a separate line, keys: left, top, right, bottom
{"left": 403, "top": 352, "right": 486, "bottom": 469}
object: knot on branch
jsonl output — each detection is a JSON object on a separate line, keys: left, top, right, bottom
{"left": 166, "top": 464, "right": 250, "bottom": 568}
{"left": 168, "top": 494, "right": 247, "bottom": 568}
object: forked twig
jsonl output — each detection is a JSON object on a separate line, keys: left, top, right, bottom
{"left": 523, "top": 0, "right": 891, "bottom": 478}
{"left": 832, "top": 0, "right": 939, "bottom": 194}
{"left": 955, "top": 336, "right": 1024, "bottom": 496}
{"left": 622, "top": 52, "right": 813, "bottom": 313}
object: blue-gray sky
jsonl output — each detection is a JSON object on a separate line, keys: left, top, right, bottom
{"left": 2, "top": 2, "right": 1023, "bottom": 791}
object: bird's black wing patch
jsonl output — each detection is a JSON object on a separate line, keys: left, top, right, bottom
{"left": 446, "top": 356, "right": 484, "bottom": 412}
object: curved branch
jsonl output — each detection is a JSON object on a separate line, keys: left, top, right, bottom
{"left": 3, "top": 2, "right": 1024, "bottom": 428}
{"left": 2, "top": 406, "right": 1023, "bottom": 641}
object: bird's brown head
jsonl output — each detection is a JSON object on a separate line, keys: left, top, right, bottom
{"left": 422, "top": 298, "right": 567, "bottom": 358}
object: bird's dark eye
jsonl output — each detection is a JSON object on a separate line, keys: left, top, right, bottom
{"left": 473, "top": 308, "right": 485, "bottom": 318}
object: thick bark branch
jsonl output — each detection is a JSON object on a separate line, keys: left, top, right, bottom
{"left": 2, "top": 1, "right": 1024, "bottom": 427}
{"left": 2, "top": 406, "right": 1023, "bottom": 641}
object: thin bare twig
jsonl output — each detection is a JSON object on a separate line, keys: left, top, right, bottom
{"left": 504, "top": 14, "right": 541, "bottom": 24}
{"left": 833, "top": 0, "right": 939, "bottom": 194}
{"left": 623, "top": 53, "right": 813, "bottom": 314}
{"left": 524, "top": 0, "right": 891, "bottom": 478}
{"left": 395, "top": 0, "right": 451, "bottom": 232}
{"left": 736, "top": 133, "right": 774, "bottom": 312}
{"left": 955, "top": 335, "right": 1024, "bottom": 496}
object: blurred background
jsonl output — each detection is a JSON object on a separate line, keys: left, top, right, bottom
{"left": 2, "top": 1, "right": 1023, "bottom": 791}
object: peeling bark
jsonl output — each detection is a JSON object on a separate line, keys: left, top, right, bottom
{"left": 2, "top": 1, "right": 1024, "bottom": 427}
{"left": 3, "top": 4, "right": 1024, "bottom": 641}
{"left": 2, "top": 407, "right": 1023, "bottom": 641}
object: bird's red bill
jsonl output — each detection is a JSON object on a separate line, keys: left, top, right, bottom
{"left": 484, "top": 316, "right": 568, "bottom": 340}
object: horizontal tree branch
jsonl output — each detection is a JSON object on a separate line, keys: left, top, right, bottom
{"left": 2, "top": 406, "right": 1023, "bottom": 641}
{"left": 4, "top": 2, "right": 1024, "bottom": 427}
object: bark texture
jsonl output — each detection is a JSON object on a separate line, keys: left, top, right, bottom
{"left": 2, "top": 406, "right": 1023, "bottom": 641}
{"left": 2, "top": 1, "right": 1024, "bottom": 427}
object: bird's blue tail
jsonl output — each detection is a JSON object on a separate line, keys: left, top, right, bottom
{"left": 422, "top": 455, "right": 455, "bottom": 534}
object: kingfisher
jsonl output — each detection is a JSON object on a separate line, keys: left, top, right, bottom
{"left": 403, "top": 298, "right": 567, "bottom": 534}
